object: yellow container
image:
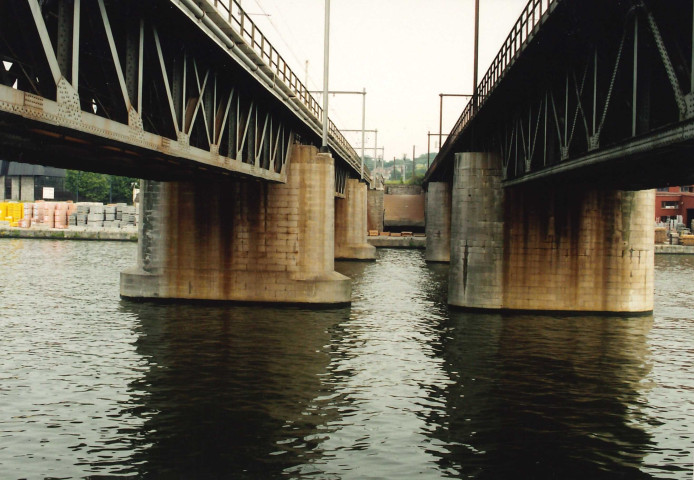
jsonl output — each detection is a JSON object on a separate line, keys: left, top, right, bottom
{"left": 681, "top": 235, "right": 694, "bottom": 246}
{"left": 9, "top": 203, "right": 23, "bottom": 220}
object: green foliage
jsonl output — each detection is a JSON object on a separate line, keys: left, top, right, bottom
{"left": 109, "top": 175, "right": 139, "bottom": 203}
{"left": 405, "top": 175, "right": 424, "bottom": 186}
{"left": 388, "top": 168, "right": 403, "bottom": 182}
{"left": 364, "top": 156, "right": 375, "bottom": 171}
{"left": 65, "top": 171, "right": 137, "bottom": 203}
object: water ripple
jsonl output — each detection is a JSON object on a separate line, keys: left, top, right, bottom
{"left": 0, "top": 243, "right": 691, "bottom": 478}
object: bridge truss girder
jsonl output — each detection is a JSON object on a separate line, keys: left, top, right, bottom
{"left": 0, "top": 0, "right": 324, "bottom": 184}
{"left": 429, "top": 0, "right": 694, "bottom": 190}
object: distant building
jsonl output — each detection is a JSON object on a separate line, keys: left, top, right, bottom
{"left": 1, "top": 161, "right": 71, "bottom": 202}
{"left": 383, "top": 185, "right": 425, "bottom": 232}
{"left": 655, "top": 186, "right": 694, "bottom": 227}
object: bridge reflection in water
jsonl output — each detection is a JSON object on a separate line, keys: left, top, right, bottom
{"left": 0, "top": 243, "right": 690, "bottom": 478}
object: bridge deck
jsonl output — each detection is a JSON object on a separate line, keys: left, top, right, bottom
{"left": 0, "top": 0, "right": 370, "bottom": 186}
{"left": 425, "top": 0, "right": 694, "bottom": 190}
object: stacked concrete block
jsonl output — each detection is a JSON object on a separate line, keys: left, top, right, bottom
{"left": 18, "top": 203, "right": 33, "bottom": 228}
{"left": 121, "top": 206, "right": 137, "bottom": 226}
{"left": 72, "top": 203, "right": 89, "bottom": 226}
{"left": 115, "top": 203, "right": 127, "bottom": 221}
{"left": 87, "top": 204, "right": 104, "bottom": 228}
{"left": 101, "top": 205, "right": 115, "bottom": 228}
{"left": 53, "top": 203, "right": 69, "bottom": 228}
{"left": 42, "top": 203, "right": 56, "bottom": 228}
{"left": 3, "top": 200, "right": 135, "bottom": 230}
{"left": 105, "top": 205, "right": 116, "bottom": 220}
{"left": 654, "top": 227, "right": 667, "bottom": 244}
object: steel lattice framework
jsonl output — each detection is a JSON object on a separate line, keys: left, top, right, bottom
{"left": 426, "top": 0, "right": 694, "bottom": 190}
{"left": 0, "top": 0, "right": 369, "bottom": 193}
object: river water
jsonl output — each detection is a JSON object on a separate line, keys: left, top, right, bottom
{"left": 0, "top": 239, "right": 691, "bottom": 479}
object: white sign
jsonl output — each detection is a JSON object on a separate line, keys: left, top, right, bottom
{"left": 42, "top": 187, "right": 55, "bottom": 199}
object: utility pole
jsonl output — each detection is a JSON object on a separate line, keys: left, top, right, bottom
{"left": 427, "top": 131, "right": 430, "bottom": 169}
{"left": 321, "top": 0, "right": 330, "bottom": 152}
{"left": 402, "top": 154, "right": 406, "bottom": 182}
{"left": 361, "top": 87, "right": 366, "bottom": 179}
{"left": 374, "top": 129, "right": 378, "bottom": 174}
{"left": 473, "top": 0, "right": 480, "bottom": 113}
{"left": 412, "top": 145, "right": 416, "bottom": 180}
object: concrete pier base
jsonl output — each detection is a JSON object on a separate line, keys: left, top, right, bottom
{"left": 425, "top": 181, "right": 451, "bottom": 262}
{"left": 448, "top": 152, "right": 504, "bottom": 309}
{"left": 121, "top": 145, "right": 351, "bottom": 305}
{"left": 335, "top": 179, "right": 377, "bottom": 261}
{"left": 446, "top": 152, "right": 655, "bottom": 314}
{"left": 503, "top": 186, "right": 654, "bottom": 313}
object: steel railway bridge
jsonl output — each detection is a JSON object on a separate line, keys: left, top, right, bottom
{"left": 424, "top": 0, "right": 694, "bottom": 313}
{"left": 0, "top": 0, "right": 370, "bottom": 194}
{"left": 426, "top": 0, "right": 694, "bottom": 189}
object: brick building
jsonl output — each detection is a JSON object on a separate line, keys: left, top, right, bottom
{"left": 655, "top": 186, "right": 694, "bottom": 227}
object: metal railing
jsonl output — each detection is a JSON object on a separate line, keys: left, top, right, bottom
{"left": 207, "top": 0, "right": 370, "bottom": 182}
{"left": 432, "top": 0, "right": 559, "bottom": 173}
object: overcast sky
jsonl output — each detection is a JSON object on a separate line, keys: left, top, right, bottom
{"left": 240, "top": 0, "right": 527, "bottom": 163}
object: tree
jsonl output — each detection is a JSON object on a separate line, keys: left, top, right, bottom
{"left": 65, "top": 171, "right": 137, "bottom": 203}
{"left": 109, "top": 175, "right": 138, "bottom": 203}
{"left": 388, "top": 168, "right": 402, "bottom": 182}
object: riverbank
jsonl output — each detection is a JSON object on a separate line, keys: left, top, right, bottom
{"left": 367, "top": 235, "right": 426, "bottom": 249}
{"left": 655, "top": 244, "right": 694, "bottom": 255}
{"left": 3, "top": 227, "right": 693, "bottom": 253}
{"left": 0, "top": 226, "right": 137, "bottom": 242}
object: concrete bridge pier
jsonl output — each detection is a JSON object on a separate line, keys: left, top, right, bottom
{"left": 335, "top": 179, "right": 377, "bottom": 261}
{"left": 120, "top": 145, "right": 351, "bottom": 305}
{"left": 367, "top": 188, "right": 384, "bottom": 233}
{"left": 425, "top": 182, "right": 452, "bottom": 262}
{"left": 447, "top": 152, "right": 654, "bottom": 314}
{"left": 448, "top": 152, "right": 505, "bottom": 309}
{"left": 502, "top": 185, "right": 654, "bottom": 313}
